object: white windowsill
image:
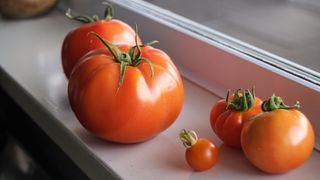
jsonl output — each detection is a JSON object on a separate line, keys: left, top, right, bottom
{"left": 0, "top": 2, "right": 319, "bottom": 180}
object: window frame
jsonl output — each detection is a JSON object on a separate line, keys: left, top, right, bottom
{"left": 107, "top": 0, "right": 320, "bottom": 149}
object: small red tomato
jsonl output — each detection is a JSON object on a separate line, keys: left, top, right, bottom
{"left": 179, "top": 129, "right": 218, "bottom": 171}
{"left": 210, "top": 89, "right": 262, "bottom": 148}
{"left": 61, "top": 3, "right": 141, "bottom": 78}
{"left": 241, "top": 95, "right": 315, "bottom": 174}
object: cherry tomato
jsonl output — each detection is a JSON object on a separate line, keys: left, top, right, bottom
{"left": 210, "top": 89, "right": 262, "bottom": 148}
{"left": 68, "top": 33, "right": 184, "bottom": 143}
{"left": 179, "top": 129, "right": 218, "bottom": 171}
{"left": 241, "top": 95, "right": 315, "bottom": 174}
{"left": 62, "top": 3, "right": 141, "bottom": 78}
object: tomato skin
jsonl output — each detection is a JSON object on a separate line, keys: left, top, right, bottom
{"left": 68, "top": 45, "right": 184, "bottom": 143}
{"left": 241, "top": 109, "right": 315, "bottom": 174}
{"left": 185, "top": 138, "right": 219, "bottom": 171}
{"left": 62, "top": 19, "right": 141, "bottom": 78}
{"left": 210, "top": 97, "right": 263, "bottom": 148}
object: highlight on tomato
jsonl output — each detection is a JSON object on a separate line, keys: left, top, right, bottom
{"left": 68, "top": 31, "right": 184, "bottom": 143}
{"left": 179, "top": 129, "right": 218, "bottom": 171}
{"left": 241, "top": 94, "right": 315, "bottom": 174}
{"left": 61, "top": 2, "right": 141, "bottom": 78}
{"left": 209, "top": 88, "right": 262, "bottom": 148}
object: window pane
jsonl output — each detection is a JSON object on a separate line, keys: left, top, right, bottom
{"left": 145, "top": 0, "right": 320, "bottom": 75}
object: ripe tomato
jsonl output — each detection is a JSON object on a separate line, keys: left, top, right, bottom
{"left": 68, "top": 33, "right": 184, "bottom": 143}
{"left": 241, "top": 95, "right": 315, "bottom": 174}
{"left": 179, "top": 129, "right": 218, "bottom": 171}
{"left": 62, "top": 4, "right": 141, "bottom": 78}
{"left": 210, "top": 89, "right": 262, "bottom": 148}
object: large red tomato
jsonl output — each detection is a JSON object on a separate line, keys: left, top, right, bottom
{"left": 68, "top": 33, "right": 184, "bottom": 143}
{"left": 210, "top": 89, "right": 262, "bottom": 148}
{"left": 241, "top": 95, "right": 315, "bottom": 174}
{"left": 62, "top": 4, "right": 141, "bottom": 78}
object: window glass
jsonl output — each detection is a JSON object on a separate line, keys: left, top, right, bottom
{"left": 145, "top": 0, "right": 320, "bottom": 78}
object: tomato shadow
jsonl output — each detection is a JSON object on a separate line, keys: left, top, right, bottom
{"left": 217, "top": 144, "right": 320, "bottom": 179}
{"left": 60, "top": 95, "right": 72, "bottom": 112}
{"left": 155, "top": 137, "right": 191, "bottom": 172}
{"left": 166, "top": 154, "right": 190, "bottom": 172}
{"left": 76, "top": 128, "right": 190, "bottom": 170}
{"left": 217, "top": 144, "right": 265, "bottom": 175}
{"left": 73, "top": 127, "right": 143, "bottom": 148}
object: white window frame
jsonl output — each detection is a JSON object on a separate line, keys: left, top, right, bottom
{"left": 105, "top": 0, "right": 320, "bottom": 149}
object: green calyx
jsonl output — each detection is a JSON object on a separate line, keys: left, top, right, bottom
{"left": 102, "top": 1, "right": 114, "bottom": 21}
{"left": 226, "top": 88, "right": 256, "bottom": 112}
{"left": 179, "top": 129, "right": 198, "bottom": 148}
{"left": 90, "top": 28, "right": 156, "bottom": 92}
{"left": 262, "top": 94, "right": 300, "bottom": 112}
{"left": 65, "top": 1, "right": 114, "bottom": 23}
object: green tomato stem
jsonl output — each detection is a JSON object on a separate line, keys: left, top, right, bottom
{"left": 102, "top": 1, "right": 114, "bottom": 20}
{"left": 65, "top": 8, "right": 99, "bottom": 23}
{"left": 179, "top": 129, "right": 198, "bottom": 148}
{"left": 262, "top": 94, "right": 300, "bottom": 112}
{"left": 226, "top": 88, "right": 256, "bottom": 112}
{"left": 89, "top": 30, "right": 156, "bottom": 91}
{"left": 65, "top": 1, "right": 114, "bottom": 23}
{"left": 117, "top": 61, "right": 127, "bottom": 92}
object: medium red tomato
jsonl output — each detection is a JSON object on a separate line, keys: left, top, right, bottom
{"left": 179, "top": 129, "right": 218, "bottom": 171}
{"left": 210, "top": 89, "right": 262, "bottom": 148}
{"left": 68, "top": 33, "right": 184, "bottom": 143}
{"left": 241, "top": 95, "right": 315, "bottom": 174}
{"left": 62, "top": 3, "right": 141, "bottom": 78}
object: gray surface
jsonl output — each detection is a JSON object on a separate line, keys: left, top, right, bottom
{"left": 146, "top": 0, "right": 320, "bottom": 73}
